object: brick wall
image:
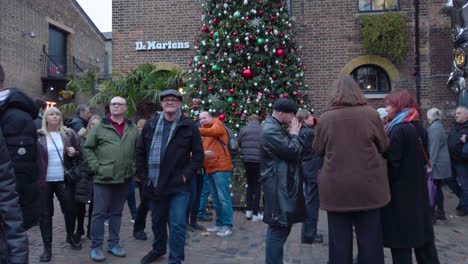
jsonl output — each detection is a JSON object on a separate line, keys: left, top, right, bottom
{"left": 0, "top": 0, "right": 106, "bottom": 97}
{"left": 112, "top": 0, "right": 454, "bottom": 115}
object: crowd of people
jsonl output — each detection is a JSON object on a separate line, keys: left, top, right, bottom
{"left": 1, "top": 62, "right": 467, "bottom": 264}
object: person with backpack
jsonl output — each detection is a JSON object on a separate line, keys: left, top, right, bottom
{"left": 238, "top": 114, "right": 263, "bottom": 222}
{"left": 198, "top": 111, "right": 234, "bottom": 237}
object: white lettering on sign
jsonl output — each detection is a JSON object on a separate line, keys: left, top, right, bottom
{"left": 135, "top": 41, "right": 191, "bottom": 51}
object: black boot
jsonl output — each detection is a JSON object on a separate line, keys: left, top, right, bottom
{"left": 39, "top": 244, "right": 52, "bottom": 262}
{"left": 66, "top": 234, "right": 82, "bottom": 250}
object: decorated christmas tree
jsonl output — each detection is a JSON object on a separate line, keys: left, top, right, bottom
{"left": 185, "top": 0, "right": 310, "bottom": 130}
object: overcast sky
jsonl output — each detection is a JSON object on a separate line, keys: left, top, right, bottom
{"left": 76, "top": 0, "right": 112, "bottom": 32}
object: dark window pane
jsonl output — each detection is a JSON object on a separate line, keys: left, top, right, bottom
{"left": 351, "top": 65, "right": 391, "bottom": 93}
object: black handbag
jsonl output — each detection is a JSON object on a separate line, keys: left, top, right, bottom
{"left": 49, "top": 135, "right": 81, "bottom": 185}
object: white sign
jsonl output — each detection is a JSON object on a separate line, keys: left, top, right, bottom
{"left": 135, "top": 41, "right": 190, "bottom": 51}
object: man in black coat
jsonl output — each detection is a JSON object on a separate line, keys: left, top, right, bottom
{"left": 448, "top": 106, "right": 468, "bottom": 216}
{"left": 296, "top": 109, "right": 323, "bottom": 244}
{"left": 0, "top": 64, "right": 40, "bottom": 230}
{"left": 260, "top": 98, "right": 305, "bottom": 264}
{"left": 67, "top": 104, "right": 91, "bottom": 136}
{"left": 0, "top": 128, "right": 29, "bottom": 264}
{"left": 136, "top": 89, "right": 204, "bottom": 264}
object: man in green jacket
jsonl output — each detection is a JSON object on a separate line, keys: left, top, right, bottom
{"left": 83, "top": 96, "right": 138, "bottom": 262}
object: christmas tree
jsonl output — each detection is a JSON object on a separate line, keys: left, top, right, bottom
{"left": 185, "top": 0, "right": 310, "bottom": 130}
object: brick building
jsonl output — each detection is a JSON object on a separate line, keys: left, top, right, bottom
{"left": 112, "top": 0, "right": 458, "bottom": 115}
{"left": 0, "top": 0, "right": 107, "bottom": 101}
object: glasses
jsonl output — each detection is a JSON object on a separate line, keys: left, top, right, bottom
{"left": 162, "top": 98, "right": 181, "bottom": 103}
{"left": 110, "top": 102, "right": 126, "bottom": 107}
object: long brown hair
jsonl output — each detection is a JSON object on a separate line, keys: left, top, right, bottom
{"left": 327, "top": 76, "right": 367, "bottom": 107}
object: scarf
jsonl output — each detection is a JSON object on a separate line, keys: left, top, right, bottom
{"left": 147, "top": 110, "right": 181, "bottom": 187}
{"left": 385, "top": 107, "right": 419, "bottom": 133}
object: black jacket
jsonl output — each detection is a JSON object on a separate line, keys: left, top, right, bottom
{"left": 381, "top": 121, "right": 434, "bottom": 248}
{"left": 238, "top": 120, "right": 262, "bottom": 163}
{"left": 0, "top": 88, "right": 39, "bottom": 230}
{"left": 448, "top": 121, "right": 468, "bottom": 163}
{"left": 136, "top": 113, "right": 204, "bottom": 199}
{"left": 67, "top": 116, "right": 88, "bottom": 134}
{"left": 0, "top": 128, "right": 29, "bottom": 264}
{"left": 260, "top": 116, "right": 305, "bottom": 226}
{"left": 298, "top": 125, "right": 321, "bottom": 181}
{"left": 74, "top": 136, "right": 93, "bottom": 203}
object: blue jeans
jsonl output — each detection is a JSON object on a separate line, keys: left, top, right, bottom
{"left": 208, "top": 171, "right": 233, "bottom": 227}
{"left": 454, "top": 163, "right": 468, "bottom": 209}
{"left": 126, "top": 178, "right": 137, "bottom": 219}
{"left": 197, "top": 174, "right": 211, "bottom": 217}
{"left": 265, "top": 225, "right": 292, "bottom": 264}
{"left": 149, "top": 192, "right": 189, "bottom": 264}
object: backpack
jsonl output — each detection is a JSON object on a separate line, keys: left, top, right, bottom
{"left": 217, "top": 124, "right": 239, "bottom": 158}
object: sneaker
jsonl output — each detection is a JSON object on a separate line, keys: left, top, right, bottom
{"left": 141, "top": 249, "right": 165, "bottom": 264}
{"left": 206, "top": 225, "right": 222, "bottom": 232}
{"left": 216, "top": 226, "right": 233, "bottom": 237}
{"left": 252, "top": 213, "right": 263, "bottom": 222}
{"left": 108, "top": 244, "right": 126, "bottom": 257}
{"left": 245, "top": 210, "right": 253, "bottom": 219}
{"left": 90, "top": 248, "right": 106, "bottom": 262}
{"left": 133, "top": 231, "right": 147, "bottom": 240}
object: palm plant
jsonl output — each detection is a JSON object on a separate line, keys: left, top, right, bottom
{"left": 61, "top": 63, "right": 186, "bottom": 118}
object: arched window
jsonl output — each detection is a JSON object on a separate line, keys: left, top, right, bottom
{"left": 351, "top": 65, "right": 391, "bottom": 93}
{"left": 359, "top": 0, "right": 399, "bottom": 12}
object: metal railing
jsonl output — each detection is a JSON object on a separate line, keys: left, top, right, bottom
{"left": 41, "top": 46, "right": 101, "bottom": 78}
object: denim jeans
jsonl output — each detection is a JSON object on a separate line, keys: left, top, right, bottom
{"left": 265, "top": 225, "right": 292, "bottom": 264}
{"left": 149, "top": 192, "right": 190, "bottom": 264}
{"left": 208, "top": 171, "right": 233, "bottom": 227}
{"left": 126, "top": 178, "right": 137, "bottom": 219}
{"left": 453, "top": 163, "right": 468, "bottom": 209}
{"left": 197, "top": 174, "right": 211, "bottom": 217}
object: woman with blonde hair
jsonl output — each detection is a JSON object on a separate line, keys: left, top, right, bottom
{"left": 37, "top": 107, "right": 82, "bottom": 262}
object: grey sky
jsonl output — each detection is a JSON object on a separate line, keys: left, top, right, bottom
{"left": 76, "top": 0, "right": 112, "bottom": 32}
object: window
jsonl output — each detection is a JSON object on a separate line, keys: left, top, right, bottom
{"left": 351, "top": 65, "right": 391, "bottom": 93}
{"left": 359, "top": 0, "right": 398, "bottom": 12}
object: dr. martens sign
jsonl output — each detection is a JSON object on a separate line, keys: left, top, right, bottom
{"left": 135, "top": 41, "right": 190, "bottom": 51}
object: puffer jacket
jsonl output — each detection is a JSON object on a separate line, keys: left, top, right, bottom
{"left": 83, "top": 116, "right": 138, "bottom": 184}
{"left": 199, "top": 118, "right": 233, "bottom": 174}
{"left": 260, "top": 116, "right": 305, "bottom": 226}
{"left": 0, "top": 88, "right": 39, "bottom": 230}
{"left": 238, "top": 120, "right": 261, "bottom": 163}
{"left": 37, "top": 128, "right": 81, "bottom": 186}
{"left": 0, "top": 128, "right": 29, "bottom": 264}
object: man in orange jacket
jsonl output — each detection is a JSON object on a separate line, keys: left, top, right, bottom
{"left": 198, "top": 111, "right": 234, "bottom": 236}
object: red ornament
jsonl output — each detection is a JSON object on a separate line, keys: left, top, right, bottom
{"left": 283, "top": 93, "right": 289, "bottom": 98}
{"left": 245, "top": 16, "right": 250, "bottom": 20}
{"left": 270, "top": 16, "right": 276, "bottom": 22}
{"left": 249, "top": 35, "right": 254, "bottom": 41}
{"left": 280, "top": 33, "right": 284, "bottom": 38}
{"left": 198, "top": 61, "right": 204, "bottom": 66}
{"left": 258, "top": 10, "right": 263, "bottom": 16}
{"left": 242, "top": 69, "right": 254, "bottom": 80}
{"left": 256, "top": 62, "right": 262, "bottom": 67}
{"left": 202, "top": 78, "right": 208, "bottom": 83}
{"left": 201, "top": 26, "right": 209, "bottom": 33}
{"left": 208, "top": 86, "right": 214, "bottom": 92}
{"left": 212, "top": 18, "right": 218, "bottom": 24}
{"left": 232, "top": 32, "right": 238, "bottom": 37}
{"left": 299, "top": 100, "right": 304, "bottom": 105}
{"left": 210, "top": 31, "right": 214, "bottom": 36}
{"left": 276, "top": 49, "right": 285, "bottom": 57}
{"left": 192, "top": 104, "right": 198, "bottom": 109}
{"left": 235, "top": 112, "right": 240, "bottom": 116}
{"left": 231, "top": 103, "right": 237, "bottom": 108}
{"left": 229, "top": 88, "right": 235, "bottom": 94}
{"left": 219, "top": 114, "right": 226, "bottom": 121}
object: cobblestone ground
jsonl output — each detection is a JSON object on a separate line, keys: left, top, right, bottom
{"left": 27, "top": 187, "right": 468, "bottom": 264}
